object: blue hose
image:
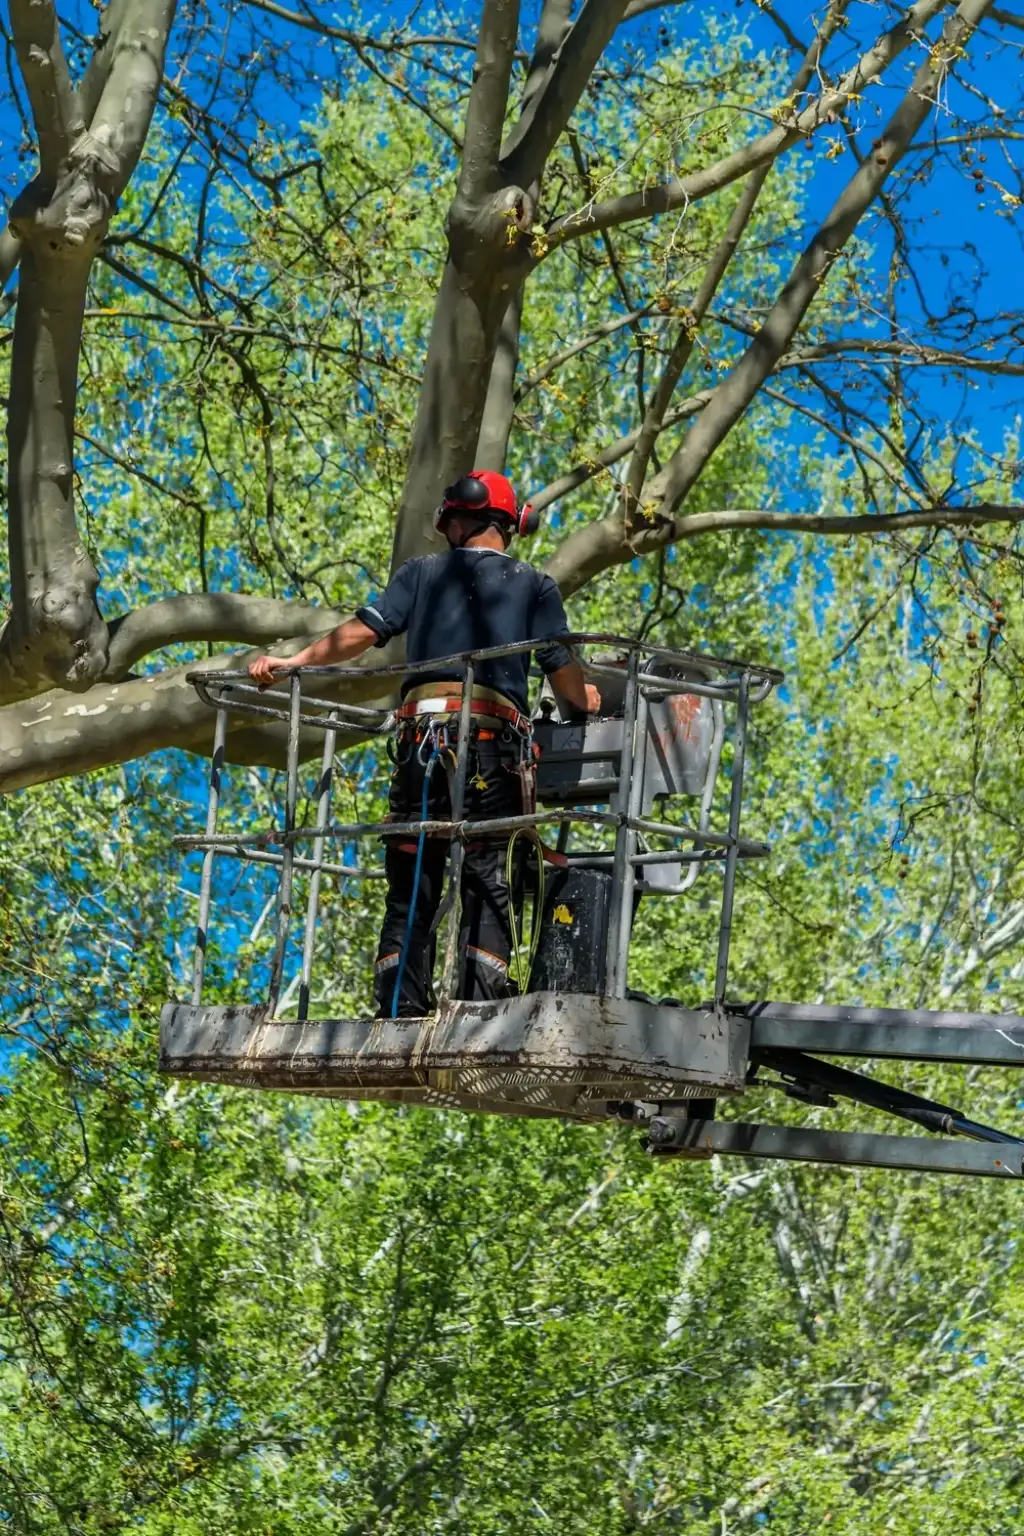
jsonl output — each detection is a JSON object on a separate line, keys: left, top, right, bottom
{"left": 390, "top": 747, "right": 439, "bottom": 1017}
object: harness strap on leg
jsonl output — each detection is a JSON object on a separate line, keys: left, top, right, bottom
{"left": 390, "top": 746, "right": 439, "bottom": 1018}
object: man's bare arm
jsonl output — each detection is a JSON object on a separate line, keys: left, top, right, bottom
{"left": 549, "top": 660, "right": 601, "bottom": 715}
{"left": 248, "top": 617, "right": 379, "bottom": 686}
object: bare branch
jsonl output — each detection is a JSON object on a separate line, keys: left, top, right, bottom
{"left": 670, "top": 504, "right": 1024, "bottom": 541}
{"left": 779, "top": 335, "right": 1024, "bottom": 378}
{"left": 9, "top": 0, "right": 84, "bottom": 179}
{"left": 530, "top": 389, "right": 713, "bottom": 515}
{"left": 543, "top": 0, "right": 949, "bottom": 251}
{"left": 651, "top": 0, "right": 993, "bottom": 519}
{"left": 105, "top": 594, "right": 346, "bottom": 678}
{"left": 515, "top": 301, "right": 654, "bottom": 401}
{"left": 989, "top": 5, "right": 1024, "bottom": 28}
{"left": 621, "top": 0, "right": 690, "bottom": 19}
{"left": 624, "top": 0, "right": 850, "bottom": 504}
{"left": 242, "top": 0, "right": 482, "bottom": 52}
{"left": 762, "top": 384, "right": 929, "bottom": 507}
{"left": 754, "top": 0, "right": 809, "bottom": 55}
{"left": 501, "top": 0, "right": 632, "bottom": 188}
{"left": 349, "top": 37, "right": 463, "bottom": 149}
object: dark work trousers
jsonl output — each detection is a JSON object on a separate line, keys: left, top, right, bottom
{"left": 373, "top": 724, "right": 530, "bottom": 1017}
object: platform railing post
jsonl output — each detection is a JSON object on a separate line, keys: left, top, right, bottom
{"left": 439, "top": 658, "right": 475, "bottom": 1006}
{"left": 268, "top": 672, "right": 302, "bottom": 1016}
{"left": 191, "top": 702, "right": 228, "bottom": 1006}
{"left": 606, "top": 647, "right": 641, "bottom": 998}
{"left": 297, "top": 712, "right": 338, "bottom": 1021}
{"left": 613, "top": 671, "right": 650, "bottom": 999}
{"left": 714, "top": 669, "right": 750, "bottom": 1005}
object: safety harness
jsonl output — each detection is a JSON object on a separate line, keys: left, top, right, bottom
{"left": 386, "top": 683, "right": 555, "bottom": 1009}
{"left": 395, "top": 680, "right": 533, "bottom": 736}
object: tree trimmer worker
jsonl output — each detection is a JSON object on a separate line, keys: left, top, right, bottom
{"left": 249, "top": 471, "right": 599, "bottom": 1017}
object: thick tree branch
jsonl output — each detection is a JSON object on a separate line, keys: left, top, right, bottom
{"left": 0, "top": 229, "right": 22, "bottom": 292}
{"left": 88, "top": 0, "right": 178, "bottom": 200}
{"left": 624, "top": 168, "right": 774, "bottom": 509}
{"left": 3, "top": 499, "right": 1020, "bottom": 792}
{"left": 472, "top": 0, "right": 573, "bottom": 468}
{"left": 0, "top": 636, "right": 399, "bottom": 793}
{"left": 1, "top": 251, "right": 105, "bottom": 703}
{"left": 543, "top": 0, "right": 949, "bottom": 250}
{"left": 104, "top": 595, "right": 346, "bottom": 678}
{"left": 475, "top": 289, "right": 524, "bottom": 468}
{"left": 501, "top": 0, "right": 632, "bottom": 188}
{"left": 78, "top": 0, "right": 132, "bottom": 123}
{"left": 458, "top": 0, "right": 522, "bottom": 203}
{"left": 520, "top": 0, "right": 572, "bottom": 115}
{"left": 9, "top": 0, "right": 83, "bottom": 180}
{"left": 388, "top": 0, "right": 536, "bottom": 571}
{"left": 0, "top": 0, "right": 179, "bottom": 707}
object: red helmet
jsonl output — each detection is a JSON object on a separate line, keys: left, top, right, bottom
{"left": 434, "top": 470, "right": 540, "bottom": 538}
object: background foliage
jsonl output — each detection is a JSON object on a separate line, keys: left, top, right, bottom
{"left": 4, "top": 1, "right": 1024, "bottom": 1530}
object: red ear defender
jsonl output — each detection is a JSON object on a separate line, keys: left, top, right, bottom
{"left": 434, "top": 474, "right": 491, "bottom": 531}
{"left": 517, "top": 503, "right": 540, "bottom": 537}
{"left": 433, "top": 472, "right": 538, "bottom": 537}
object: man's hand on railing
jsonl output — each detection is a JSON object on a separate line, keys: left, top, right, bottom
{"left": 248, "top": 655, "right": 297, "bottom": 687}
{"left": 248, "top": 620, "right": 378, "bottom": 687}
{"left": 549, "top": 660, "right": 601, "bottom": 717}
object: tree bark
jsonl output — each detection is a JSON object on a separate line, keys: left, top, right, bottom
{"left": 1, "top": 241, "right": 109, "bottom": 701}
{"left": 0, "top": 229, "right": 21, "bottom": 291}
{"left": 387, "top": 246, "right": 529, "bottom": 572}
{"left": 0, "top": 637, "right": 400, "bottom": 793}
{"left": 475, "top": 287, "right": 524, "bottom": 470}
{"left": 0, "top": 0, "right": 177, "bottom": 706}
{"left": 386, "top": 0, "right": 530, "bottom": 571}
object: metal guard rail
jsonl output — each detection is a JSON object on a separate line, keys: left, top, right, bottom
{"left": 179, "top": 634, "right": 780, "bottom": 1022}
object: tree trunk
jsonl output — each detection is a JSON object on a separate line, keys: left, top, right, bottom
{"left": 1, "top": 237, "right": 108, "bottom": 701}
{"left": 387, "top": 185, "right": 533, "bottom": 573}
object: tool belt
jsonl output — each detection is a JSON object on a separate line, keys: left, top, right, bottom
{"left": 396, "top": 681, "right": 532, "bottom": 736}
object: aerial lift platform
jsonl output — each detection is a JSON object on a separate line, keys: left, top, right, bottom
{"left": 161, "top": 635, "right": 1024, "bottom": 1180}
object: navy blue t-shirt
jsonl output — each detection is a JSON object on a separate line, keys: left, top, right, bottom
{"left": 355, "top": 548, "right": 573, "bottom": 713}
